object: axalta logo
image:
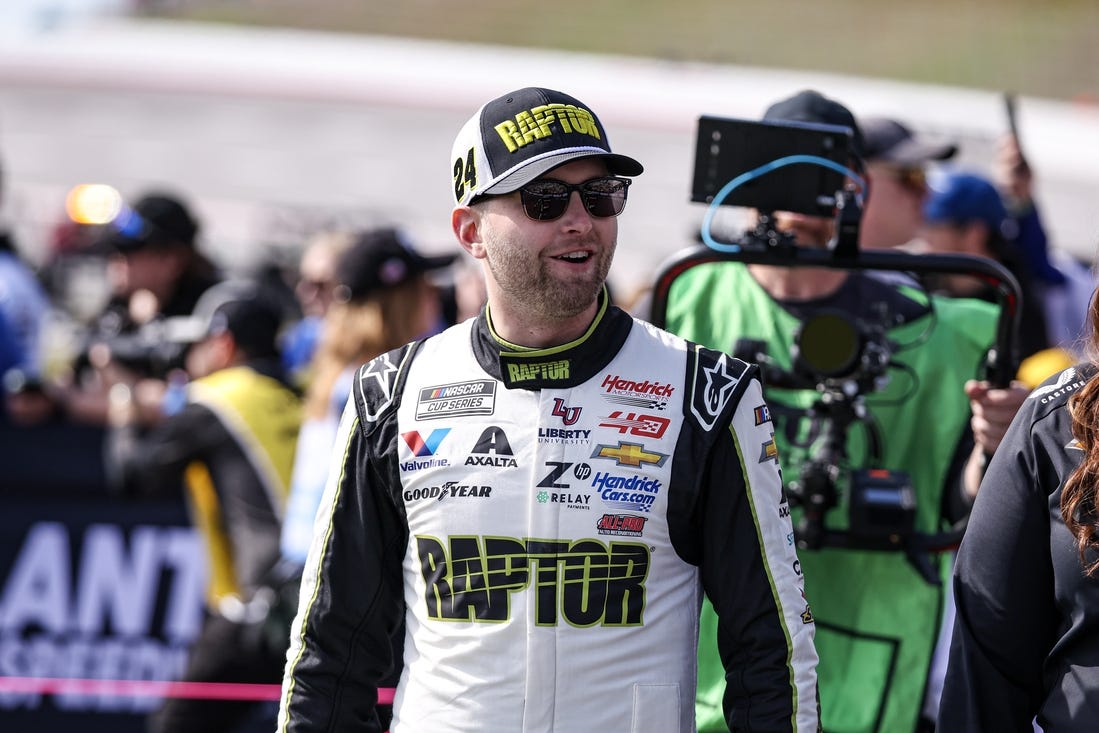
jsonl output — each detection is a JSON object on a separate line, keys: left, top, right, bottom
{"left": 404, "top": 481, "right": 493, "bottom": 503}
{"left": 493, "top": 103, "right": 603, "bottom": 153}
{"left": 465, "top": 426, "right": 518, "bottom": 468}
{"left": 597, "top": 514, "right": 648, "bottom": 537}
{"left": 416, "top": 380, "right": 497, "bottom": 420}
{"left": 506, "top": 359, "right": 570, "bottom": 384}
{"left": 592, "top": 471, "right": 661, "bottom": 513}
{"left": 415, "top": 535, "right": 648, "bottom": 625}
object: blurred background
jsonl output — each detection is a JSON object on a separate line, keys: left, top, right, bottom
{"left": 0, "top": 3, "right": 1097, "bottom": 731}
{"left": 2, "top": 0, "right": 1098, "bottom": 306}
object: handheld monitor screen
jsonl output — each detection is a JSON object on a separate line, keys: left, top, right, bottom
{"left": 691, "top": 115, "right": 854, "bottom": 217}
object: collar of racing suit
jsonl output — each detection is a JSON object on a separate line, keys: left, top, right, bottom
{"left": 473, "top": 286, "right": 633, "bottom": 391}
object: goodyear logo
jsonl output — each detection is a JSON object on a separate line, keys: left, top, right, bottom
{"left": 591, "top": 441, "right": 668, "bottom": 469}
{"left": 494, "top": 104, "right": 602, "bottom": 153}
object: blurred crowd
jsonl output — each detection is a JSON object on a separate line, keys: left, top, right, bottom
{"left": 0, "top": 164, "right": 490, "bottom": 730}
{"left": 1, "top": 121, "right": 1091, "bottom": 441}
{"left": 0, "top": 97, "right": 1096, "bottom": 732}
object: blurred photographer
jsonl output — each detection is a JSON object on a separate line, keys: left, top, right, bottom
{"left": 662, "top": 90, "right": 1028, "bottom": 732}
{"left": 106, "top": 280, "right": 301, "bottom": 733}
{"left": 60, "top": 190, "right": 222, "bottom": 426}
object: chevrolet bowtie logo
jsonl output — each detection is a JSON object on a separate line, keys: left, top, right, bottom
{"left": 591, "top": 441, "right": 668, "bottom": 468}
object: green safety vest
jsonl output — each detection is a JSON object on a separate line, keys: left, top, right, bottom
{"left": 664, "top": 261, "right": 997, "bottom": 733}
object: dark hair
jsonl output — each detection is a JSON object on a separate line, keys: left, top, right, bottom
{"left": 1062, "top": 289, "right": 1099, "bottom": 573}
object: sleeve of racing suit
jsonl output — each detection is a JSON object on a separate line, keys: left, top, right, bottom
{"left": 936, "top": 398, "right": 1056, "bottom": 732}
{"left": 700, "top": 375, "right": 820, "bottom": 733}
{"left": 277, "top": 396, "right": 406, "bottom": 733}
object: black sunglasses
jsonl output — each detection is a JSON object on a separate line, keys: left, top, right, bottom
{"left": 518, "top": 176, "right": 632, "bottom": 221}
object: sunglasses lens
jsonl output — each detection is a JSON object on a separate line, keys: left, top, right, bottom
{"left": 519, "top": 177, "right": 630, "bottom": 221}
{"left": 580, "top": 177, "right": 629, "bottom": 217}
{"left": 520, "top": 181, "right": 571, "bottom": 221}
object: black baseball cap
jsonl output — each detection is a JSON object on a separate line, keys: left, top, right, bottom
{"left": 860, "top": 117, "right": 957, "bottom": 165}
{"left": 762, "top": 89, "right": 865, "bottom": 158}
{"left": 450, "top": 86, "right": 644, "bottom": 206}
{"left": 336, "top": 227, "right": 457, "bottom": 302}
{"left": 170, "top": 280, "right": 283, "bottom": 359}
{"left": 100, "top": 192, "right": 199, "bottom": 254}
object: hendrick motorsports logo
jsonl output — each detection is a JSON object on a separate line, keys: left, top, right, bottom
{"left": 600, "top": 373, "right": 674, "bottom": 410}
{"left": 416, "top": 380, "right": 497, "bottom": 420}
{"left": 592, "top": 471, "right": 662, "bottom": 513}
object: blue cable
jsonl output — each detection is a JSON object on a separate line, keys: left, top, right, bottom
{"left": 700, "top": 155, "right": 866, "bottom": 253}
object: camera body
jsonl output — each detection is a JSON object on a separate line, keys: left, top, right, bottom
{"left": 84, "top": 313, "right": 205, "bottom": 380}
{"left": 677, "top": 114, "right": 1023, "bottom": 583}
{"left": 734, "top": 301, "right": 915, "bottom": 551}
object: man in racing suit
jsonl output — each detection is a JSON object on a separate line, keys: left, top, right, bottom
{"left": 277, "top": 86, "right": 820, "bottom": 732}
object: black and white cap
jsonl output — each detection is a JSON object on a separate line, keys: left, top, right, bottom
{"left": 450, "top": 86, "right": 643, "bottom": 206}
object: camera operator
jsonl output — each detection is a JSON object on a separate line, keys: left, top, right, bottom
{"left": 105, "top": 280, "right": 301, "bottom": 733}
{"left": 58, "top": 190, "right": 223, "bottom": 427}
{"left": 664, "top": 90, "right": 1029, "bottom": 733}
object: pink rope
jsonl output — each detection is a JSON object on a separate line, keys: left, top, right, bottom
{"left": 0, "top": 677, "right": 395, "bottom": 704}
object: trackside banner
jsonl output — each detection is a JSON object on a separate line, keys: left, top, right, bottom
{"left": 0, "top": 496, "right": 206, "bottom": 732}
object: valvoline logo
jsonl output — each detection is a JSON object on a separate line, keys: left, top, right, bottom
{"left": 402, "top": 428, "right": 451, "bottom": 457}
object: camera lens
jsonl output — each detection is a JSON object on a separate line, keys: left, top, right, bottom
{"left": 794, "top": 310, "right": 861, "bottom": 378}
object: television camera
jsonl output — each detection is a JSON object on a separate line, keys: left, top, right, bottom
{"left": 650, "top": 114, "right": 1022, "bottom": 584}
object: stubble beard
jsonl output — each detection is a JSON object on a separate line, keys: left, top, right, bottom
{"left": 484, "top": 237, "right": 614, "bottom": 322}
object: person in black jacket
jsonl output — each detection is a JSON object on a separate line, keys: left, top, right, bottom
{"left": 939, "top": 288, "right": 1099, "bottom": 731}
{"left": 107, "top": 281, "right": 301, "bottom": 733}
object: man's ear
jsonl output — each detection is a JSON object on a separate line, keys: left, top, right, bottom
{"left": 452, "top": 206, "right": 486, "bottom": 260}
{"left": 210, "top": 331, "right": 239, "bottom": 368}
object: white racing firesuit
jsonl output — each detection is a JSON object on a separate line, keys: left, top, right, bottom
{"left": 278, "top": 293, "right": 819, "bottom": 732}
